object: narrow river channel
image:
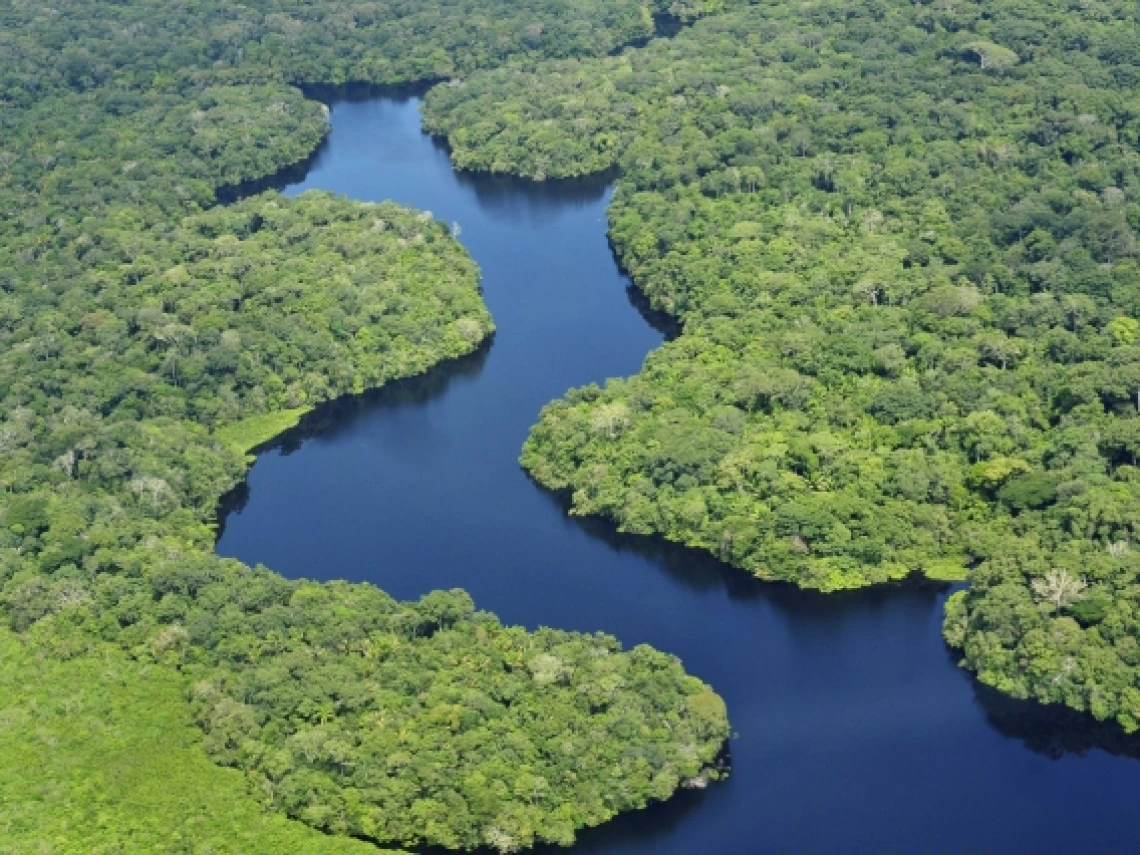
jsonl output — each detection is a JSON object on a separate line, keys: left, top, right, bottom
{"left": 217, "top": 89, "right": 1140, "bottom": 854}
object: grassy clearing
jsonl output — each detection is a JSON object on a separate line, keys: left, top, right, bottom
{"left": 214, "top": 407, "right": 313, "bottom": 455}
{"left": 0, "top": 628, "right": 397, "bottom": 855}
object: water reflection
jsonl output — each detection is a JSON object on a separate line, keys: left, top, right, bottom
{"left": 531, "top": 788, "right": 713, "bottom": 855}
{"left": 450, "top": 167, "right": 615, "bottom": 221}
{"left": 301, "top": 81, "right": 439, "bottom": 105}
{"left": 973, "top": 682, "right": 1140, "bottom": 762}
{"left": 622, "top": 280, "right": 682, "bottom": 340}
{"left": 216, "top": 342, "right": 492, "bottom": 537}
{"left": 416, "top": 788, "right": 715, "bottom": 855}
{"left": 274, "top": 341, "right": 490, "bottom": 455}
{"left": 215, "top": 138, "right": 332, "bottom": 202}
{"left": 549, "top": 482, "right": 952, "bottom": 613}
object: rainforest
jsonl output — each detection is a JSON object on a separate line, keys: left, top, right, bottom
{"left": 2, "top": 0, "right": 1140, "bottom": 852}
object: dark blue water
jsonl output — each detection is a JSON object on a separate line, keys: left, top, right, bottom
{"left": 217, "top": 91, "right": 1140, "bottom": 854}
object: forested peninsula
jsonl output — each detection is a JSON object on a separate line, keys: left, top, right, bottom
{"left": 424, "top": 0, "right": 1140, "bottom": 733}
{"left": 0, "top": 1, "right": 730, "bottom": 851}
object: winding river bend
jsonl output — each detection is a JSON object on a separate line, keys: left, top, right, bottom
{"left": 217, "top": 90, "right": 1140, "bottom": 853}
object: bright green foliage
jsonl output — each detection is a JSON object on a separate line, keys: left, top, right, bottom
{"left": 962, "top": 41, "right": 1021, "bottom": 71}
{"left": 217, "top": 407, "right": 313, "bottom": 455}
{"left": 0, "top": 0, "right": 732, "bottom": 848}
{"left": 426, "top": 0, "right": 1140, "bottom": 727}
{"left": 0, "top": 627, "right": 397, "bottom": 855}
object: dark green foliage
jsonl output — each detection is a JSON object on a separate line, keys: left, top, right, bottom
{"left": 424, "top": 0, "right": 1140, "bottom": 729}
{"left": 997, "top": 472, "right": 1061, "bottom": 511}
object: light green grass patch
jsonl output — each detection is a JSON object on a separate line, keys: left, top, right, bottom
{"left": 214, "top": 407, "right": 312, "bottom": 455}
{"left": 0, "top": 628, "right": 397, "bottom": 855}
{"left": 922, "top": 559, "right": 970, "bottom": 582}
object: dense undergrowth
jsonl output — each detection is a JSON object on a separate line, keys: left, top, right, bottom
{"left": 423, "top": 0, "right": 1140, "bottom": 731}
{"left": 0, "top": 0, "right": 731, "bottom": 850}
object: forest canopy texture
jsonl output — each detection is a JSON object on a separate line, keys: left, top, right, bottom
{"left": 0, "top": 0, "right": 730, "bottom": 851}
{"left": 423, "top": 0, "right": 1140, "bottom": 732}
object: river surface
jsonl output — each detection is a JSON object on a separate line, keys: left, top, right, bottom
{"left": 217, "top": 90, "right": 1140, "bottom": 854}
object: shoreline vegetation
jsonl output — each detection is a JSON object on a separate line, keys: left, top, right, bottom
{"left": 215, "top": 407, "right": 314, "bottom": 456}
{"left": 0, "top": 1, "right": 732, "bottom": 851}
{"left": 423, "top": 0, "right": 1140, "bottom": 732}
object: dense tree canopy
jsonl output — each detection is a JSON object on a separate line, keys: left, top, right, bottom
{"left": 0, "top": 0, "right": 731, "bottom": 850}
{"left": 424, "top": 0, "right": 1140, "bottom": 731}
{"left": 1, "top": 0, "right": 724, "bottom": 107}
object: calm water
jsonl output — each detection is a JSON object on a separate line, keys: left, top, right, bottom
{"left": 217, "top": 91, "right": 1140, "bottom": 854}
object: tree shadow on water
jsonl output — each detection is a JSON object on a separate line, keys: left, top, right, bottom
{"left": 623, "top": 282, "right": 681, "bottom": 341}
{"left": 972, "top": 680, "right": 1140, "bottom": 762}
{"left": 411, "top": 787, "right": 715, "bottom": 855}
{"left": 530, "top": 477, "right": 951, "bottom": 626}
{"left": 300, "top": 80, "right": 440, "bottom": 106}
{"left": 280, "top": 341, "right": 492, "bottom": 453}
{"left": 533, "top": 786, "right": 713, "bottom": 855}
{"left": 215, "top": 341, "right": 492, "bottom": 537}
{"left": 449, "top": 164, "right": 615, "bottom": 222}
{"left": 214, "top": 136, "right": 333, "bottom": 203}
{"left": 553, "top": 483, "right": 1140, "bottom": 766}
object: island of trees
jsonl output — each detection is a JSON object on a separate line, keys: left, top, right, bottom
{"left": 424, "top": 0, "right": 1140, "bottom": 733}
{"left": 0, "top": 0, "right": 731, "bottom": 851}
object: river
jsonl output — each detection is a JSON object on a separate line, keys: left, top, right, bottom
{"left": 216, "top": 89, "right": 1140, "bottom": 854}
